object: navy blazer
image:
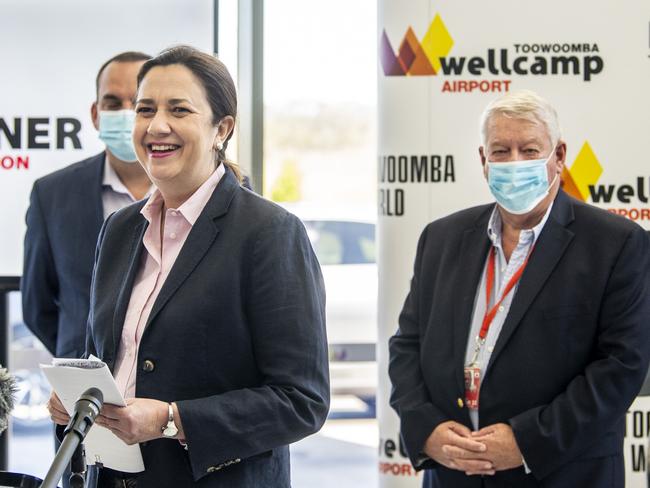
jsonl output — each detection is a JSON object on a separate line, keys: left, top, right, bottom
{"left": 389, "top": 190, "right": 650, "bottom": 488}
{"left": 22, "top": 153, "right": 105, "bottom": 357}
{"left": 85, "top": 168, "right": 330, "bottom": 487}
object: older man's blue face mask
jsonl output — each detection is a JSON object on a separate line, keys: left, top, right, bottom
{"left": 486, "top": 147, "right": 558, "bottom": 215}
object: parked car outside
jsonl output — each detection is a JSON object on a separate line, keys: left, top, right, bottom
{"left": 281, "top": 204, "right": 377, "bottom": 401}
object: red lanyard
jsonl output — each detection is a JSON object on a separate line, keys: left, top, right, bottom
{"left": 478, "top": 246, "right": 534, "bottom": 340}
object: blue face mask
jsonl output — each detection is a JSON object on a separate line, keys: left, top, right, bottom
{"left": 98, "top": 110, "right": 138, "bottom": 163}
{"left": 486, "top": 149, "right": 557, "bottom": 215}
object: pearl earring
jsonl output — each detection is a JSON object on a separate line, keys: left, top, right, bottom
{"left": 216, "top": 142, "right": 223, "bottom": 151}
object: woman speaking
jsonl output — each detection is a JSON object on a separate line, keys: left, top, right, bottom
{"left": 49, "top": 45, "right": 329, "bottom": 487}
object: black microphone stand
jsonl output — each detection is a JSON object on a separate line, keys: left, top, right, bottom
{"left": 39, "top": 388, "right": 103, "bottom": 488}
{"left": 69, "top": 443, "right": 87, "bottom": 488}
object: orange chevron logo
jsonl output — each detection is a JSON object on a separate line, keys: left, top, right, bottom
{"left": 380, "top": 14, "right": 454, "bottom": 76}
{"left": 561, "top": 141, "right": 603, "bottom": 202}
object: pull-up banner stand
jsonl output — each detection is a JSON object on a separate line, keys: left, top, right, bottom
{"left": 0, "top": 0, "right": 214, "bottom": 277}
{"left": 376, "top": 1, "right": 649, "bottom": 487}
{"left": 0, "top": 0, "right": 215, "bottom": 470}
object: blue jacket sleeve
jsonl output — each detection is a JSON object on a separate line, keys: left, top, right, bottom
{"left": 176, "top": 211, "right": 330, "bottom": 480}
{"left": 388, "top": 224, "right": 448, "bottom": 470}
{"left": 22, "top": 182, "right": 59, "bottom": 356}
{"left": 510, "top": 226, "right": 650, "bottom": 479}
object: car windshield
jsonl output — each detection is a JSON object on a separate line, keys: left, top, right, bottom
{"left": 303, "top": 221, "right": 375, "bottom": 266}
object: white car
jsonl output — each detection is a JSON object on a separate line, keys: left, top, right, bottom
{"left": 282, "top": 204, "right": 377, "bottom": 401}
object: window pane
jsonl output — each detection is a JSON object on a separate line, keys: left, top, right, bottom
{"left": 264, "top": 0, "right": 377, "bottom": 207}
{"left": 264, "top": 1, "right": 378, "bottom": 486}
{"left": 8, "top": 290, "right": 54, "bottom": 480}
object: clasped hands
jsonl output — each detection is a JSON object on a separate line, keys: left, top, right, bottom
{"left": 47, "top": 392, "right": 178, "bottom": 445}
{"left": 424, "top": 420, "right": 524, "bottom": 476}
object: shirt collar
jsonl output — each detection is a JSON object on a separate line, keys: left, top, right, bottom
{"left": 140, "top": 163, "right": 226, "bottom": 226}
{"left": 487, "top": 201, "right": 554, "bottom": 249}
{"left": 102, "top": 156, "right": 153, "bottom": 200}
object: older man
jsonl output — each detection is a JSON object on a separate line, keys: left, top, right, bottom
{"left": 388, "top": 90, "right": 650, "bottom": 487}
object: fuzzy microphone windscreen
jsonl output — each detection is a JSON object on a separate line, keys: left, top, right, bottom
{"left": 0, "top": 365, "right": 17, "bottom": 434}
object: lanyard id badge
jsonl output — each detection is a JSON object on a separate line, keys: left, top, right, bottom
{"left": 464, "top": 364, "right": 482, "bottom": 409}
{"left": 464, "top": 246, "right": 534, "bottom": 411}
{"left": 464, "top": 335, "right": 484, "bottom": 410}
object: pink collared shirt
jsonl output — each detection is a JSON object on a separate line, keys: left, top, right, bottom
{"left": 113, "top": 164, "right": 226, "bottom": 399}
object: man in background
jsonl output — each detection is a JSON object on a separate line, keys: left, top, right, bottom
{"left": 22, "top": 51, "right": 152, "bottom": 360}
{"left": 21, "top": 51, "right": 152, "bottom": 487}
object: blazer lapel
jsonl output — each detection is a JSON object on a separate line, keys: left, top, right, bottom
{"left": 145, "top": 216, "right": 220, "bottom": 329}
{"left": 90, "top": 153, "right": 105, "bottom": 230}
{"left": 110, "top": 219, "right": 147, "bottom": 365}
{"left": 487, "top": 191, "right": 575, "bottom": 369}
{"left": 452, "top": 209, "right": 492, "bottom": 392}
{"left": 144, "top": 169, "right": 239, "bottom": 329}
{"left": 77, "top": 154, "right": 105, "bottom": 254}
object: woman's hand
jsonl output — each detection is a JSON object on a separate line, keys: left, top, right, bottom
{"left": 46, "top": 392, "right": 70, "bottom": 426}
{"left": 95, "top": 398, "right": 180, "bottom": 445}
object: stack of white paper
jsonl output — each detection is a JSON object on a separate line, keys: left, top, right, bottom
{"left": 40, "top": 356, "right": 144, "bottom": 473}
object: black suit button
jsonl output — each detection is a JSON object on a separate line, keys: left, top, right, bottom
{"left": 142, "top": 359, "right": 155, "bottom": 372}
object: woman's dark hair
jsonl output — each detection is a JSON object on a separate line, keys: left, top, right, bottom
{"left": 137, "top": 45, "right": 242, "bottom": 182}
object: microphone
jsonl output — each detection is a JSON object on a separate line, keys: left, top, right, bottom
{"left": 64, "top": 387, "right": 104, "bottom": 439}
{"left": 40, "top": 388, "right": 104, "bottom": 488}
{"left": 67, "top": 389, "right": 103, "bottom": 488}
{"left": 0, "top": 365, "right": 17, "bottom": 435}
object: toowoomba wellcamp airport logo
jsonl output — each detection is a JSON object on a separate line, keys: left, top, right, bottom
{"left": 380, "top": 14, "right": 604, "bottom": 93}
{"left": 562, "top": 142, "right": 650, "bottom": 222}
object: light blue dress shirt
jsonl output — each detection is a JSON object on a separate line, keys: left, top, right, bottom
{"left": 464, "top": 203, "right": 553, "bottom": 430}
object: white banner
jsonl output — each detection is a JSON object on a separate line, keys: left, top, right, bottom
{"left": 0, "top": 0, "right": 214, "bottom": 277}
{"left": 626, "top": 396, "right": 650, "bottom": 486}
{"left": 377, "top": 0, "right": 649, "bottom": 486}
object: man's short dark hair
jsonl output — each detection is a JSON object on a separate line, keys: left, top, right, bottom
{"left": 95, "top": 51, "right": 152, "bottom": 98}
